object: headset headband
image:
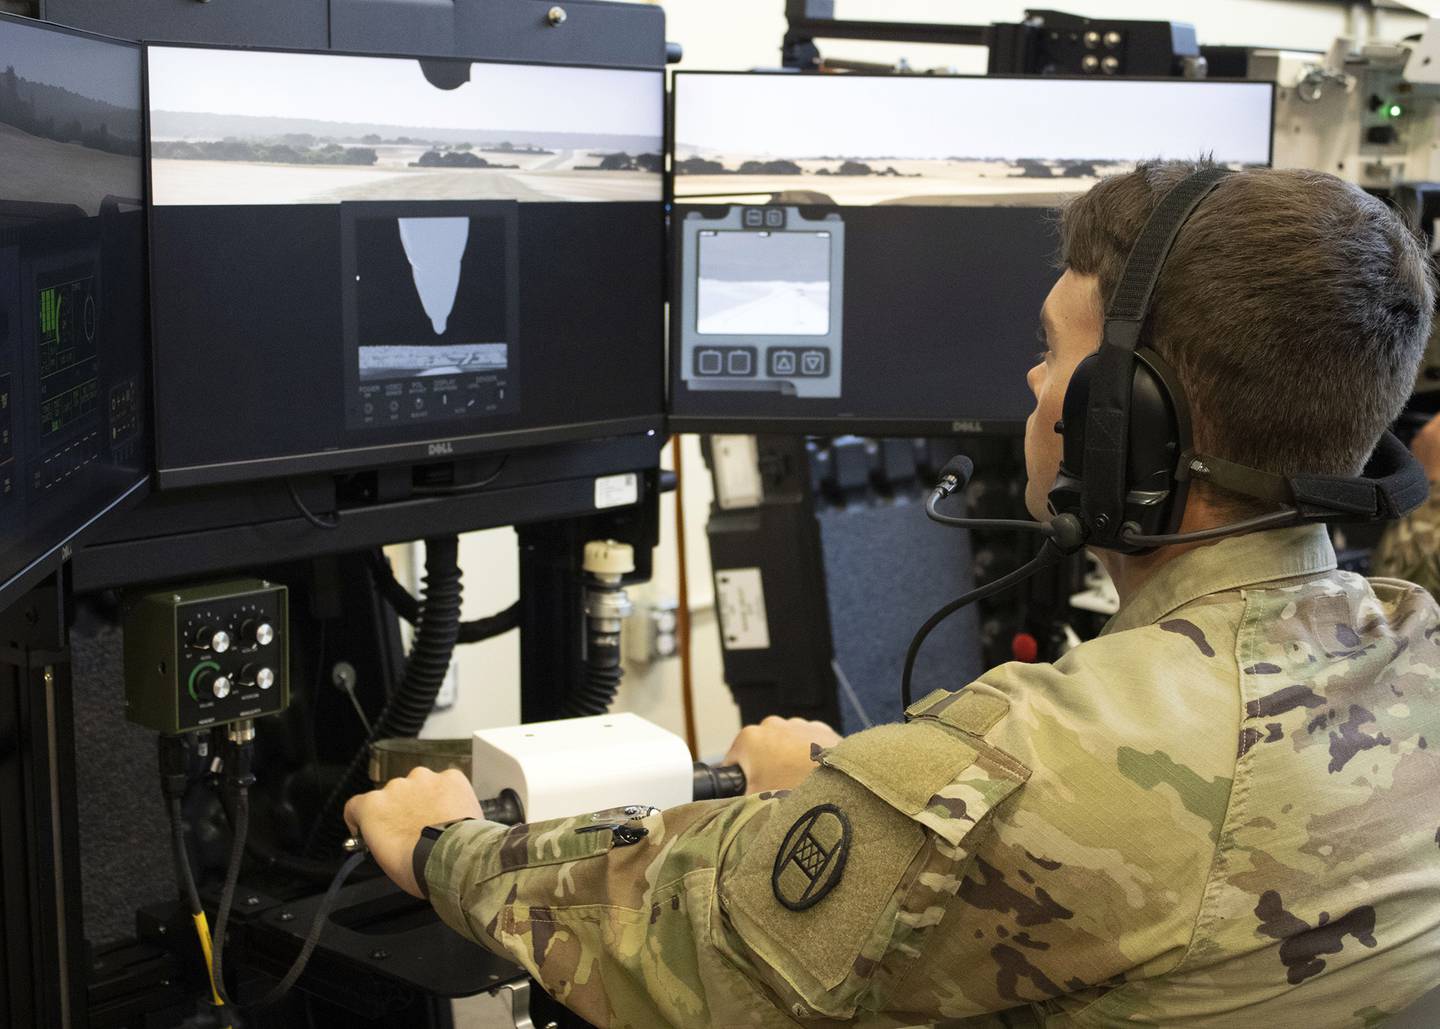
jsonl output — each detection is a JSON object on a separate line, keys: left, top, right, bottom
{"left": 1077, "top": 166, "right": 1428, "bottom": 546}
{"left": 1080, "top": 167, "right": 1232, "bottom": 545}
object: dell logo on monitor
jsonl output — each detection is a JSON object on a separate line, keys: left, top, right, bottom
{"left": 950, "top": 420, "right": 983, "bottom": 434}
{"left": 427, "top": 441, "right": 456, "bottom": 457}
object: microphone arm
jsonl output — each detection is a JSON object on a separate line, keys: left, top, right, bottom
{"left": 925, "top": 489, "right": 1059, "bottom": 534}
{"left": 900, "top": 539, "right": 1068, "bottom": 710}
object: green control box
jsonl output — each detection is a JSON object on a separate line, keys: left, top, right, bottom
{"left": 124, "top": 579, "right": 289, "bottom": 734}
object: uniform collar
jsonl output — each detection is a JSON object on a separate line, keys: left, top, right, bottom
{"left": 1103, "top": 524, "right": 1337, "bottom": 636}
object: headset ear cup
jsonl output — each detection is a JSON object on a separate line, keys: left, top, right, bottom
{"left": 1046, "top": 352, "right": 1098, "bottom": 523}
{"left": 1044, "top": 348, "right": 1189, "bottom": 550}
{"left": 1123, "top": 348, "right": 1190, "bottom": 541}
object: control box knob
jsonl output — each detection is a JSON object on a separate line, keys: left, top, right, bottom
{"left": 241, "top": 619, "right": 275, "bottom": 647}
{"left": 240, "top": 665, "right": 275, "bottom": 690}
{"left": 211, "top": 675, "right": 232, "bottom": 699}
{"left": 195, "top": 626, "right": 230, "bottom": 653}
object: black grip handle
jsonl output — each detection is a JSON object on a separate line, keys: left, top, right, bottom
{"left": 691, "top": 762, "right": 747, "bottom": 801}
{"left": 476, "top": 764, "right": 749, "bottom": 826}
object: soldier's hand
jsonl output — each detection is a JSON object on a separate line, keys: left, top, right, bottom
{"left": 343, "top": 766, "right": 483, "bottom": 898}
{"left": 722, "top": 716, "right": 842, "bottom": 795}
{"left": 1412, "top": 411, "right": 1440, "bottom": 481}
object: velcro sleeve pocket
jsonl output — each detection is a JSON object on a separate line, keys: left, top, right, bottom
{"left": 718, "top": 721, "right": 1029, "bottom": 1020}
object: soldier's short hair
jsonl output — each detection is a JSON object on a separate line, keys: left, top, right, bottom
{"left": 1060, "top": 159, "right": 1436, "bottom": 512}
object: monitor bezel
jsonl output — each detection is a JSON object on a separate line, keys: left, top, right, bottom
{"left": 141, "top": 39, "right": 667, "bottom": 490}
{"left": 663, "top": 69, "right": 1278, "bottom": 437}
{"left": 0, "top": 11, "right": 151, "bottom": 611}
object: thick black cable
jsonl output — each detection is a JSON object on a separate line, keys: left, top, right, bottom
{"left": 211, "top": 782, "right": 365, "bottom": 1010}
{"left": 458, "top": 601, "right": 521, "bottom": 644}
{"left": 305, "top": 537, "right": 464, "bottom": 856}
{"left": 243, "top": 852, "right": 366, "bottom": 1010}
{"left": 901, "top": 542, "right": 1066, "bottom": 710}
{"left": 210, "top": 786, "right": 249, "bottom": 1008}
{"left": 368, "top": 549, "right": 519, "bottom": 643}
{"left": 167, "top": 796, "right": 205, "bottom": 918}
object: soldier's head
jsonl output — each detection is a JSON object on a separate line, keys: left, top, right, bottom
{"left": 1022, "top": 159, "right": 1435, "bottom": 526}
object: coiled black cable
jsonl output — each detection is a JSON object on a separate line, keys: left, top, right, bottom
{"left": 564, "top": 663, "right": 623, "bottom": 717}
{"left": 367, "top": 549, "right": 519, "bottom": 643}
{"left": 305, "top": 537, "right": 464, "bottom": 856}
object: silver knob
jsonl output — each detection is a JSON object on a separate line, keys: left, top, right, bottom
{"left": 196, "top": 626, "right": 231, "bottom": 654}
{"left": 243, "top": 620, "right": 275, "bottom": 647}
{"left": 212, "top": 675, "right": 232, "bottom": 699}
{"left": 256, "top": 668, "right": 275, "bottom": 691}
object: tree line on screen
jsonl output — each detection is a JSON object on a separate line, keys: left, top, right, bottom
{"left": 0, "top": 65, "right": 142, "bottom": 157}
{"left": 674, "top": 155, "right": 1105, "bottom": 178}
{"left": 153, "top": 138, "right": 381, "bottom": 165}
{"left": 149, "top": 132, "right": 663, "bottom": 173}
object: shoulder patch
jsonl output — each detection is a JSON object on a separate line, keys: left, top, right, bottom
{"left": 772, "top": 804, "right": 851, "bottom": 911}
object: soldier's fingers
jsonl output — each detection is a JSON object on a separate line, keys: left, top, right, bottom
{"left": 407, "top": 765, "right": 436, "bottom": 780}
{"left": 760, "top": 715, "right": 786, "bottom": 728}
{"left": 342, "top": 793, "right": 365, "bottom": 834}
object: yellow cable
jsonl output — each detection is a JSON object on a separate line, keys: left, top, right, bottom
{"left": 191, "top": 911, "right": 224, "bottom": 1007}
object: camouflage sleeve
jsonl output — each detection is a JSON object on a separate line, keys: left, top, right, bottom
{"left": 425, "top": 792, "right": 806, "bottom": 1028}
{"left": 424, "top": 704, "right": 1038, "bottom": 1028}
{"left": 1373, "top": 488, "right": 1440, "bottom": 597}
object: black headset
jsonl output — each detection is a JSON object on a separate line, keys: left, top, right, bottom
{"left": 903, "top": 166, "right": 1432, "bottom": 707}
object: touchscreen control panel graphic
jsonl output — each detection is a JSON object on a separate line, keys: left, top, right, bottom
{"left": 679, "top": 206, "right": 844, "bottom": 399}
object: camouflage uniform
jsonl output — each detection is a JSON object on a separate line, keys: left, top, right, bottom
{"left": 427, "top": 525, "right": 1440, "bottom": 1028}
{"left": 1375, "top": 489, "right": 1440, "bottom": 597}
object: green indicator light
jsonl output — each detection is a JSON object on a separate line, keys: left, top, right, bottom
{"left": 187, "top": 660, "right": 221, "bottom": 701}
{"left": 1388, "top": 103, "right": 1404, "bottom": 118}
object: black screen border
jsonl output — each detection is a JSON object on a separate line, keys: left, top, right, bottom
{"left": 141, "top": 39, "right": 667, "bottom": 490}
{"left": 663, "top": 69, "right": 1277, "bottom": 438}
{"left": 0, "top": 10, "right": 151, "bottom": 612}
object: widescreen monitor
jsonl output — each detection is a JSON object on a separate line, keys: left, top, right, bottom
{"left": 0, "top": 13, "right": 148, "bottom": 609}
{"left": 145, "top": 45, "right": 665, "bottom": 488}
{"left": 668, "top": 72, "right": 1275, "bottom": 435}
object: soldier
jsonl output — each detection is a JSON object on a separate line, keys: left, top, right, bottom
{"left": 1376, "top": 411, "right": 1440, "bottom": 595}
{"left": 346, "top": 161, "right": 1440, "bottom": 1027}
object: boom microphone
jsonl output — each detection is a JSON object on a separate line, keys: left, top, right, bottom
{"left": 926, "top": 454, "right": 1086, "bottom": 551}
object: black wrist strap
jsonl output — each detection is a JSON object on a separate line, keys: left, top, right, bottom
{"left": 413, "top": 818, "right": 474, "bottom": 900}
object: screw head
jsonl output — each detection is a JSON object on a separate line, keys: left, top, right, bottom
{"left": 1104, "top": 30, "right": 1123, "bottom": 47}
{"left": 278, "top": 911, "right": 295, "bottom": 922}
{"left": 244, "top": 895, "right": 260, "bottom": 906}
{"left": 1083, "top": 30, "right": 1100, "bottom": 48}
{"left": 547, "top": 5, "right": 567, "bottom": 25}
{"left": 1102, "top": 55, "right": 1120, "bottom": 73}
{"left": 1082, "top": 54, "right": 1100, "bottom": 72}
{"left": 370, "top": 948, "right": 390, "bottom": 960}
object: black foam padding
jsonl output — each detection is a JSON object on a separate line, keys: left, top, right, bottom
{"left": 817, "top": 498, "right": 982, "bottom": 734}
{"left": 70, "top": 610, "right": 176, "bottom": 948}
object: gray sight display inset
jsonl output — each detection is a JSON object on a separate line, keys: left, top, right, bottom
{"left": 680, "top": 206, "right": 844, "bottom": 399}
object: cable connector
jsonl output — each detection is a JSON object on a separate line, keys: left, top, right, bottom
{"left": 219, "top": 720, "right": 257, "bottom": 791}
{"left": 158, "top": 733, "right": 195, "bottom": 802}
